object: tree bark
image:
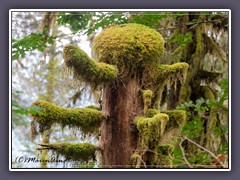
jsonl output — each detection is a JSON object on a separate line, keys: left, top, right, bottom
{"left": 99, "top": 75, "right": 143, "bottom": 168}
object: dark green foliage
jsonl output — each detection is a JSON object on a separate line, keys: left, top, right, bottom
{"left": 57, "top": 12, "right": 128, "bottom": 35}
{"left": 57, "top": 12, "right": 91, "bottom": 33}
{"left": 168, "top": 33, "right": 193, "bottom": 46}
{"left": 177, "top": 98, "right": 207, "bottom": 138}
{"left": 129, "top": 12, "right": 168, "bottom": 29}
{"left": 87, "top": 12, "right": 128, "bottom": 35}
{"left": 12, "top": 29, "right": 56, "bottom": 60}
{"left": 177, "top": 78, "right": 229, "bottom": 139}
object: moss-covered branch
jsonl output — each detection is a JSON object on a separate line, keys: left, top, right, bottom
{"left": 155, "top": 62, "right": 189, "bottom": 83}
{"left": 30, "top": 100, "right": 105, "bottom": 139}
{"left": 38, "top": 142, "right": 97, "bottom": 161}
{"left": 162, "top": 110, "right": 187, "bottom": 129}
{"left": 135, "top": 113, "right": 169, "bottom": 147}
{"left": 142, "top": 90, "right": 153, "bottom": 114}
{"left": 203, "top": 33, "right": 227, "bottom": 63}
{"left": 63, "top": 44, "right": 118, "bottom": 85}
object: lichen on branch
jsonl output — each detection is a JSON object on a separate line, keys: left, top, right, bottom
{"left": 38, "top": 142, "right": 97, "bottom": 161}
{"left": 63, "top": 44, "right": 118, "bottom": 85}
{"left": 30, "top": 100, "right": 105, "bottom": 139}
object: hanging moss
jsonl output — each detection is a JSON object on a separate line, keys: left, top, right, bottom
{"left": 30, "top": 100, "right": 105, "bottom": 139}
{"left": 40, "top": 142, "right": 97, "bottom": 161}
{"left": 63, "top": 44, "right": 118, "bottom": 85}
{"left": 143, "top": 62, "right": 189, "bottom": 108}
{"left": 155, "top": 63, "right": 189, "bottom": 83}
{"left": 178, "top": 85, "right": 192, "bottom": 104}
{"left": 93, "top": 23, "right": 165, "bottom": 75}
{"left": 142, "top": 90, "right": 153, "bottom": 114}
{"left": 135, "top": 113, "right": 169, "bottom": 147}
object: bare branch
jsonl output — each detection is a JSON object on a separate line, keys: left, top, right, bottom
{"left": 179, "top": 138, "right": 193, "bottom": 168}
{"left": 184, "top": 136, "right": 226, "bottom": 168}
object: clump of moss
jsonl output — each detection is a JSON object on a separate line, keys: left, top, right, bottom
{"left": 93, "top": 23, "right": 165, "bottom": 75}
{"left": 162, "top": 110, "right": 187, "bottom": 129}
{"left": 142, "top": 62, "right": 189, "bottom": 108}
{"left": 30, "top": 100, "right": 105, "bottom": 139}
{"left": 63, "top": 44, "right": 118, "bottom": 85}
{"left": 155, "top": 63, "right": 189, "bottom": 84}
{"left": 142, "top": 90, "right": 153, "bottom": 113}
{"left": 158, "top": 110, "right": 187, "bottom": 146}
{"left": 151, "top": 144, "right": 174, "bottom": 167}
{"left": 145, "top": 108, "right": 160, "bottom": 118}
{"left": 135, "top": 113, "right": 169, "bottom": 147}
{"left": 40, "top": 142, "right": 97, "bottom": 161}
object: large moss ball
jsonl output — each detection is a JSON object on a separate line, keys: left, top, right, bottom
{"left": 93, "top": 23, "right": 165, "bottom": 67}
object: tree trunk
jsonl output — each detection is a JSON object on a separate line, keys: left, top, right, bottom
{"left": 100, "top": 75, "right": 143, "bottom": 168}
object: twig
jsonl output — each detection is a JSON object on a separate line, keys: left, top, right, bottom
{"left": 184, "top": 136, "right": 226, "bottom": 168}
{"left": 179, "top": 138, "right": 193, "bottom": 168}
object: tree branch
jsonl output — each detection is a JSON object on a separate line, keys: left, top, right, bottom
{"left": 184, "top": 136, "right": 226, "bottom": 168}
{"left": 179, "top": 138, "right": 193, "bottom": 168}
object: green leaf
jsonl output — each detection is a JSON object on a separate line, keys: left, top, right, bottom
{"left": 12, "top": 29, "right": 56, "bottom": 60}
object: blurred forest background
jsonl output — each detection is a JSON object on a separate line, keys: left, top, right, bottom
{"left": 11, "top": 11, "right": 229, "bottom": 168}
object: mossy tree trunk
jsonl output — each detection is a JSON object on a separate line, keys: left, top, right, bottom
{"left": 161, "top": 12, "right": 228, "bottom": 153}
{"left": 29, "top": 18, "right": 228, "bottom": 168}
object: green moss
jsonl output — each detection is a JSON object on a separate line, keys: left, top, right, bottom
{"left": 188, "top": 25, "right": 205, "bottom": 81}
{"left": 178, "top": 85, "right": 192, "bottom": 104}
{"left": 155, "top": 63, "right": 189, "bottom": 83}
{"left": 142, "top": 62, "right": 189, "bottom": 108}
{"left": 41, "top": 142, "right": 97, "bottom": 161}
{"left": 30, "top": 100, "right": 104, "bottom": 138}
{"left": 93, "top": 23, "right": 165, "bottom": 75}
{"left": 145, "top": 109, "right": 160, "bottom": 118}
{"left": 135, "top": 113, "right": 169, "bottom": 147}
{"left": 130, "top": 153, "right": 142, "bottom": 168}
{"left": 142, "top": 90, "right": 153, "bottom": 113}
{"left": 162, "top": 110, "right": 187, "bottom": 129}
{"left": 63, "top": 44, "right": 118, "bottom": 85}
{"left": 150, "top": 144, "right": 174, "bottom": 167}
{"left": 85, "top": 105, "right": 101, "bottom": 111}
{"left": 200, "top": 86, "right": 215, "bottom": 101}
